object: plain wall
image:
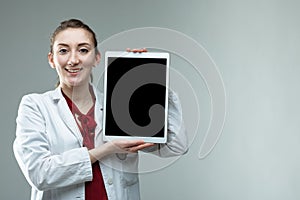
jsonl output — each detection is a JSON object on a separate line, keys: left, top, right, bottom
{"left": 1, "top": 0, "right": 300, "bottom": 199}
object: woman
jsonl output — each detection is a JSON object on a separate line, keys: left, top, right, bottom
{"left": 13, "top": 19, "right": 188, "bottom": 200}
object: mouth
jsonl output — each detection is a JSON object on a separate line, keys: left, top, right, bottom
{"left": 64, "top": 67, "right": 83, "bottom": 73}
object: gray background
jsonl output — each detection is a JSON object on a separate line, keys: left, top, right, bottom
{"left": 1, "top": 0, "right": 300, "bottom": 199}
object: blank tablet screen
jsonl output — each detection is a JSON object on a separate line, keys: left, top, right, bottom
{"left": 103, "top": 52, "right": 169, "bottom": 143}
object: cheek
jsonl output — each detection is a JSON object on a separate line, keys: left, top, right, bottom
{"left": 82, "top": 57, "right": 97, "bottom": 67}
{"left": 54, "top": 55, "right": 68, "bottom": 67}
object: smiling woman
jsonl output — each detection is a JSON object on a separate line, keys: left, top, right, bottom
{"left": 48, "top": 28, "right": 100, "bottom": 94}
{"left": 48, "top": 19, "right": 99, "bottom": 88}
{"left": 13, "top": 19, "right": 188, "bottom": 200}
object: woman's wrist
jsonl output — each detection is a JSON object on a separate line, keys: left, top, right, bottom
{"left": 88, "top": 144, "right": 109, "bottom": 164}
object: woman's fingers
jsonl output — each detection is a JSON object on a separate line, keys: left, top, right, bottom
{"left": 111, "top": 140, "right": 154, "bottom": 153}
{"left": 126, "top": 48, "right": 148, "bottom": 53}
{"left": 129, "top": 142, "right": 155, "bottom": 152}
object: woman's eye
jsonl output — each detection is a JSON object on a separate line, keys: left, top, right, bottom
{"left": 79, "top": 48, "right": 89, "bottom": 54}
{"left": 58, "top": 49, "right": 68, "bottom": 54}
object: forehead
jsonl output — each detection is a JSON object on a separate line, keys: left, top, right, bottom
{"left": 53, "top": 28, "right": 93, "bottom": 45}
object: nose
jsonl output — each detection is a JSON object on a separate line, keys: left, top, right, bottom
{"left": 67, "top": 51, "right": 79, "bottom": 66}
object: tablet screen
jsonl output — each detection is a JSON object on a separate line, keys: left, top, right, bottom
{"left": 103, "top": 51, "right": 169, "bottom": 143}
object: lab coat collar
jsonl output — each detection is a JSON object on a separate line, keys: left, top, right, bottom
{"left": 50, "top": 84, "right": 103, "bottom": 106}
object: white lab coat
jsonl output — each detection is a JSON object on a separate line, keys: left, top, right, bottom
{"left": 13, "top": 85, "right": 188, "bottom": 200}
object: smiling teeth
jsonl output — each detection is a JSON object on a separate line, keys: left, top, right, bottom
{"left": 65, "top": 68, "right": 82, "bottom": 73}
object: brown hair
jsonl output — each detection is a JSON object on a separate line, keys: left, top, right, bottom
{"left": 50, "top": 18, "right": 99, "bottom": 53}
{"left": 50, "top": 19, "right": 98, "bottom": 87}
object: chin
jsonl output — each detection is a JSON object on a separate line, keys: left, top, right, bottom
{"left": 67, "top": 79, "right": 89, "bottom": 87}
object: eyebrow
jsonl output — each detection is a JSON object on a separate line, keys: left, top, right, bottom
{"left": 57, "top": 42, "right": 92, "bottom": 47}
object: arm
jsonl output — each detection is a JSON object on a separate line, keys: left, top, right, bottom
{"left": 13, "top": 95, "right": 92, "bottom": 191}
{"left": 143, "top": 90, "right": 189, "bottom": 157}
{"left": 88, "top": 140, "right": 154, "bottom": 163}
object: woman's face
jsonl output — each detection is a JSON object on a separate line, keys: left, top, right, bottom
{"left": 48, "top": 28, "right": 100, "bottom": 88}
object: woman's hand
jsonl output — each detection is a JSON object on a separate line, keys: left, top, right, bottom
{"left": 126, "top": 48, "right": 148, "bottom": 53}
{"left": 106, "top": 140, "right": 154, "bottom": 154}
{"left": 89, "top": 140, "right": 154, "bottom": 163}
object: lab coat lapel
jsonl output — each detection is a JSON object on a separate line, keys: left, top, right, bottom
{"left": 51, "top": 87, "right": 83, "bottom": 146}
{"left": 92, "top": 85, "right": 104, "bottom": 143}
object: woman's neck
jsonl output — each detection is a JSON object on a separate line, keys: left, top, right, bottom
{"left": 61, "top": 83, "right": 94, "bottom": 114}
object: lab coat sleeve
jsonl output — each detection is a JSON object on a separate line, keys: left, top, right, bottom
{"left": 143, "top": 90, "right": 189, "bottom": 157}
{"left": 13, "top": 94, "right": 93, "bottom": 191}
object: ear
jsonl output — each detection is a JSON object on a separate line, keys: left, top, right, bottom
{"left": 94, "top": 51, "right": 101, "bottom": 67}
{"left": 48, "top": 52, "right": 56, "bottom": 68}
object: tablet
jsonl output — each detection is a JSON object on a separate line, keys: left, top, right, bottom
{"left": 103, "top": 51, "right": 169, "bottom": 143}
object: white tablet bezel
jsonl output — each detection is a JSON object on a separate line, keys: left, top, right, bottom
{"left": 103, "top": 51, "right": 169, "bottom": 143}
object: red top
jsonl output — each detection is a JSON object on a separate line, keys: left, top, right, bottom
{"left": 62, "top": 88, "right": 108, "bottom": 200}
